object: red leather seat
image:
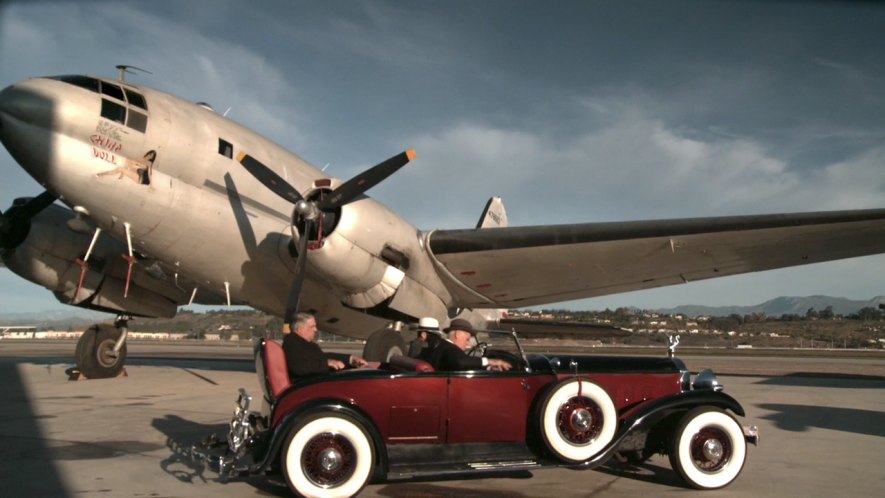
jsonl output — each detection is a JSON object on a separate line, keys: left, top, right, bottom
{"left": 258, "top": 338, "right": 291, "bottom": 401}
{"left": 389, "top": 355, "right": 435, "bottom": 373}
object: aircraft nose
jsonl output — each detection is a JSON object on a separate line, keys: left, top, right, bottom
{"left": 0, "top": 80, "right": 55, "bottom": 131}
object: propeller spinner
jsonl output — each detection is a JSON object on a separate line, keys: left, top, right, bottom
{"left": 238, "top": 150, "right": 416, "bottom": 322}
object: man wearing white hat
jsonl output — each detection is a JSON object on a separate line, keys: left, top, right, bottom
{"left": 407, "top": 316, "right": 439, "bottom": 358}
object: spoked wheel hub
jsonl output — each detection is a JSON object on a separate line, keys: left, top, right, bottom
{"left": 557, "top": 396, "right": 603, "bottom": 445}
{"left": 302, "top": 432, "right": 357, "bottom": 487}
{"left": 690, "top": 426, "right": 732, "bottom": 472}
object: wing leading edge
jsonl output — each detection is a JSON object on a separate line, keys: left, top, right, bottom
{"left": 427, "top": 209, "right": 885, "bottom": 308}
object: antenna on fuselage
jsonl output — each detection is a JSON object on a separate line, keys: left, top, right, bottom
{"left": 115, "top": 65, "right": 152, "bottom": 82}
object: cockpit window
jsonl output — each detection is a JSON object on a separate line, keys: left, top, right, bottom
{"left": 50, "top": 75, "right": 150, "bottom": 133}
{"left": 124, "top": 89, "right": 147, "bottom": 110}
{"left": 101, "top": 99, "right": 126, "bottom": 124}
{"left": 100, "top": 82, "right": 125, "bottom": 101}
{"left": 127, "top": 110, "right": 147, "bottom": 133}
{"left": 49, "top": 75, "right": 100, "bottom": 93}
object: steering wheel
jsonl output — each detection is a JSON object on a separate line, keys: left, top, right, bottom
{"left": 484, "top": 349, "right": 529, "bottom": 372}
{"left": 466, "top": 341, "right": 489, "bottom": 357}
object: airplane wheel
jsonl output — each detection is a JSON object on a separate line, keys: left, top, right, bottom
{"left": 362, "top": 328, "right": 405, "bottom": 361}
{"left": 282, "top": 412, "right": 375, "bottom": 498}
{"left": 669, "top": 407, "right": 747, "bottom": 489}
{"left": 75, "top": 323, "right": 127, "bottom": 379}
{"left": 539, "top": 378, "right": 617, "bottom": 463}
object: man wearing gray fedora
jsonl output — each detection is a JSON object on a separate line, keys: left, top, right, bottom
{"left": 422, "top": 318, "right": 512, "bottom": 371}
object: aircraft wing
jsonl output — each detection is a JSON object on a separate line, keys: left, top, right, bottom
{"left": 428, "top": 209, "right": 885, "bottom": 308}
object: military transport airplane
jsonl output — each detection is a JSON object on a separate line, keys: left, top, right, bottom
{"left": 1, "top": 69, "right": 885, "bottom": 378}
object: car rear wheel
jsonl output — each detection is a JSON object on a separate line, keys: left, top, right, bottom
{"left": 669, "top": 407, "right": 747, "bottom": 489}
{"left": 282, "top": 413, "right": 375, "bottom": 498}
{"left": 539, "top": 379, "right": 616, "bottom": 463}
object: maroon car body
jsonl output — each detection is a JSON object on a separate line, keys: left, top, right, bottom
{"left": 205, "top": 332, "right": 757, "bottom": 497}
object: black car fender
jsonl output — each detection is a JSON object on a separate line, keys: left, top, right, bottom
{"left": 576, "top": 389, "right": 746, "bottom": 468}
{"left": 252, "top": 397, "right": 388, "bottom": 477}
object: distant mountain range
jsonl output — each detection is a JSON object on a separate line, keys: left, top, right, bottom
{"left": 660, "top": 295, "right": 885, "bottom": 317}
{"left": 0, "top": 308, "right": 109, "bottom": 328}
{"left": 1, "top": 295, "right": 883, "bottom": 327}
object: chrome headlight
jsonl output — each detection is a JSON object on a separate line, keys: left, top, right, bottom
{"left": 692, "top": 369, "right": 723, "bottom": 391}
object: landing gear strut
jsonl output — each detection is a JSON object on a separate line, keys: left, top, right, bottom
{"left": 74, "top": 316, "right": 130, "bottom": 379}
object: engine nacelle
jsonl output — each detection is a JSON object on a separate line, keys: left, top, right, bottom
{"left": 303, "top": 192, "right": 451, "bottom": 318}
{"left": 2, "top": 204, "right": 178, "bottom": 317}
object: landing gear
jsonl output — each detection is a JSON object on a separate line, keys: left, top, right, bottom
{"left": 362, "top": 328, "right": 406, "bottom": 362}
{"left": 74, "top": 317, "right": 129, "bottom": 379}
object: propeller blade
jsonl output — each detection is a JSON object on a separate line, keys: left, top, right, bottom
{"left": 283, "top": 218, "right": 313, "bottom": 324}
{"left": 237, "top": 152, "right": 304, "bottom": 205}
{"left": 316, "top": 149, "right": 415, "bottom": 211}
{"left": 1, "top": 191, "right": 57, "bottom": 251}
{"left": 12, "top": 191, "right": 57, "bottom": 223}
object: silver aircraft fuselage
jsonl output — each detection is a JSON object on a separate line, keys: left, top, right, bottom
{"left": 0, "top": 75, "right": 456, "bottom": 336}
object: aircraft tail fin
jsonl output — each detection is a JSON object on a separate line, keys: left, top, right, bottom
{"left": 476, "top": 196, "right": 508, "bottom": 229}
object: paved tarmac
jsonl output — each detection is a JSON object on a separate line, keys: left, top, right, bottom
{"left": 0, "top": 342, "right": 883, "bottom": 497}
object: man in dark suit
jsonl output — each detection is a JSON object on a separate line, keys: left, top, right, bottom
{"left": 422, "top": 318, "right": 512, "bottom": 371}
{"left": 283, "top": 312, "right": 368, "bottom": 380}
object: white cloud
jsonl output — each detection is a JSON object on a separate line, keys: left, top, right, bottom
{"left": 392, "top": 99, "right": 885, "bottom": 229}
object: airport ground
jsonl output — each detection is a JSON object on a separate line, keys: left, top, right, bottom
{"left": 0, "top": 340, "right": 883, "bottom": 497}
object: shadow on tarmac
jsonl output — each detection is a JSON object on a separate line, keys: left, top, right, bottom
{"left": 754, "top": 373, "right": 885, "bottom": 388}
{"left": 152, "top": 414, "right": 227, "bottom": 485}
{"left": 151, "top": 414, "right": 290, "bottom": 496}
{"left": 757, "top": 403, "right": 885, "bottom": 438}
{"left": 594, "top": 459, "right": 686, "bottom": 489}
{"left": 0, "top": 363, "right": 69, "bottom": 497}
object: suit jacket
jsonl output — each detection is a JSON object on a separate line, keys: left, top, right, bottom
{"left": 282, "top": 333, "right": 351, "bottom": 380}
{"left": 407, "top": 338, "right": 427, "bottom": 358}
{"left": 421, "top": 338, "right": 485, "bottom": 371}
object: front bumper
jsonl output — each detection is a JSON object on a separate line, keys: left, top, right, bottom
{"left": 744, "top": 424, "right": 760, "bottom": 445}
{"left": 192, "top": 388, "right": 257, "bottom": 478}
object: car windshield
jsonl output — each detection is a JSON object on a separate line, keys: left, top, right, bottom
{"left": 467, "top": 329, "right": 529, "bottom": 369}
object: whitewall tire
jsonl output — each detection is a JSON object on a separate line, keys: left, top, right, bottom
{"left": 282, "top": 413, "right": 375, "bottom": 498}
{"left": 669, "top": 407, "right": 747, "bottom": 489}
{"left": 539, "top": 379, "right": 617, "bottom": 463}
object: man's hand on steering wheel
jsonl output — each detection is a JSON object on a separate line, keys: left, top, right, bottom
{"left": 486, "top": 358, "right": 512, "bottom": 371}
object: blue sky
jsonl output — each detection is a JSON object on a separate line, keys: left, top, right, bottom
{"left": 1, "top": 0, "right": 884, "bottom": 314}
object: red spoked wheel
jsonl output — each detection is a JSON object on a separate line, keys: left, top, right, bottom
{"left": 669, "top": 407, "right": 747, "bottom": 489}
{"left": 539, "top": 379, "right": 616, "bottom": 463}
{"left": 282, "top": 413, "right": 375, "bottom": 498}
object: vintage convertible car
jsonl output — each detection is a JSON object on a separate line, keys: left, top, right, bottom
{"left": 197, "top": 331, "right": 758, "bottom": 497}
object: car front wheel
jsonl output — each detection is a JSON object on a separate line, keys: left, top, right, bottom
{"left": 539, "top": 379, "right": 617, "bottom": 463}
{"left": 669, "top": 407, "right": 747, "bottom": 489}
{"left": 282, "top": 413, "right": 375, "bottom": 498}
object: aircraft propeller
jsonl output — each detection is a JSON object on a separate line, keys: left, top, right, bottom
{"left": 238, "top": 149, "right": 416, "bottom": 322}
{"left": 0, "top": 191, "right": 57, "bottom": 257}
